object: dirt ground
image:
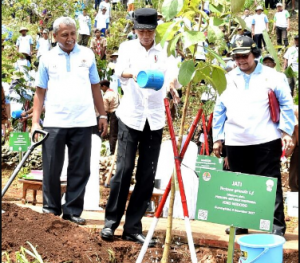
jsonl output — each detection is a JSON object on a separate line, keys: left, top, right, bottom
{"left": 1, "top": 164, "right": 299, "bottom": 263}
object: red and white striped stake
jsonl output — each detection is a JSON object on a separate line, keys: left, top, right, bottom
{"left": 136, "top": 99, "right": 202, "bottom": 263}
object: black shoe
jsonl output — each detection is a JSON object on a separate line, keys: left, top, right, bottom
{"left": 272, "top": 229, "right": 285, "bottom": 237}
{"left": 225, "top": 227, "right": 248, "bottom": 235}
{"left": 122, "top": 232, "right": 156, "bottom": 247}
{"left": 62, "top": 214, "right": 86, "bottom": 225}
{"left": 42, "top": 208, "right": 61, "bottom": 216}
{"left": 101, "top": 227, "right": 114, "bottom": 241}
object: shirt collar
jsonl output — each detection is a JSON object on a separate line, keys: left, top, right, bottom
{"left": 137, "top": 40, "right": 161, "bottom": 52}
{"left": 56, "top": 43, "right": 80, "bottom": 55}
{"left": 236, "top": 61, "right": 262, "bottom": 76}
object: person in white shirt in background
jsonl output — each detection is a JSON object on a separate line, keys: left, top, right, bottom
{"left": 100, "top": 8, "right": 180, "bottom": 245}
{"left": 77, "top": 8, "right": 91, "bottom": 46}
{"left": 36, "top": 29, "right": 51, "bottom": 61}
{"left": 95, "top": 7, "right": 108, "bottom": 36}
{"left": 127, "top": 27, "right": 137, "bottom": 40}
{"left": 16, "top": 27, "right": 33, "bottom": 65}
{"left": 252, "top": 5, "right": 269, "bottom": 49}
{"left": 242, "top": 8, "right": 253, "bottom": 38}
{"left": 284, "top": 35, "right": 298, "bottom": 97}
{"left": 230, "top": 27, "right": 244, "bottom": 45}
{"left": 14, "top": 53, "right": 31, "bottom": 82}
{"left": 99, "top": 0, "right": 111, "bottom": 29}
{"left": 272, "top": 3, "right": 290, "bottom": 48}
{"left": 157, "top": 12, "right": 164, "bottom": 25}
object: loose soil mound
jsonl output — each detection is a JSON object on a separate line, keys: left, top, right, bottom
{"left": 2, "top": 203, "right": 243, "bottom": 263}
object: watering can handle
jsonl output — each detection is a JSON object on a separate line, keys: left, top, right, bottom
{"left": 248, "top": 247, "right": 270, "bottom": 263}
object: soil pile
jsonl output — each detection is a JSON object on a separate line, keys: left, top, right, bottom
{"left": 2, "top": 203, "right": 242, "bottom": 263}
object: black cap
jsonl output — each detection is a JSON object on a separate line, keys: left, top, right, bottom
{"left": 294, "top": 35, "right": 299, "bottom": 39}
{"left": 134, "top": 8, "right": 158, "bottom": 30}
{"left": 262, "top": 54, "right": 275, "bottom": 62}
{"left": 231, "top": 36, "right": 258, "bottom": 54}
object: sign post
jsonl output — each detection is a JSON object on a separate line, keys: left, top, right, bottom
{"left": 195, "top": 168, "right": 277, "bottom": 263}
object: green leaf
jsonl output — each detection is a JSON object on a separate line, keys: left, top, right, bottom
{"left": 182, "top": 31, "right": 205, "bottom": 50}
{"left": 231, "top": 0, "right": 246, "bottom": 14}
{"left": 262, "top": 30, "right": 281, "bottom": 71}
{"left": 207, "top": 24, "right": 224, "bottom": 43}
{"left": 235, "top": 16, "right": 247, "bottom": 30}
{"left": 284, "top": 66, "right": 297, "bottom": 78}
{"left": 178, "top": 60, "right": 195, "bottom": 86}
{"left": 161, "top": 20, "right": 182, "bottom": 48}
{"left": 211, "top": 65, "right": 227, "bottom": 95}
{"left": 166, "top": 33, "right": 182, "bottom": 57}
{"left": 162, "top": 0, "right": 184, "bottom": 21}
{"left": 213, "top": 17, "right": 225, "bottom": 26}
{"left": 205, "top": 47, "right": 226, "bottom": 67}
{"left": 193, "top": 64, "right": 211, "bottom": 83}
{"left": 209, "top": 3, "right": 222, "bottom": 14}
{"left": 155, "top": 22, "right": 173, "bottom": 45}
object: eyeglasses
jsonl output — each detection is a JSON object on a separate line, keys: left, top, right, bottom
{"left": 232, "top": 53, "right": 251, "bottom": 60}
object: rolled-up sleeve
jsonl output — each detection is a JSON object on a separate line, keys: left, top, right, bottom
{"left": 274, "top": 74, "right": 296, "bottom": 136}
{"left": 34, "top": 56, "right": 48, "bottom": 89}
{"left": 213, "top": 96, "right": 227, "bottom": 142}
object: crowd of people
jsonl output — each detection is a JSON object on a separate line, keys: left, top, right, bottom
{"left": 1, "top": 0, "right": 298, "bottom": 247}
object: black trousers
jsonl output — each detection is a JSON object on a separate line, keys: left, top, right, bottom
{"left": 42, "top": 127, "right": 92, "bottom": 216}
{"left": 265, "top": 0, "right": 277, "bottom": 9}
{"left": 253, "top": 34, "right": 266, "bottom": 49}
{"left": 227, "top": 139, "right": 286, "bottom": 234}
{"left": 276, "top": 27, "right": 288, "bottom": 47}
{"left": 289, "top": 145, "right": 299, "bottom": 192}
{"left": 104, "top": 119, "right": 163, "bottom": 233}
{"left": 108, "top": 112, "right": 118, "bottom": 154}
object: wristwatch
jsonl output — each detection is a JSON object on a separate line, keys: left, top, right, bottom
{"left": 99, "top": 115, "right": 108, "bottom": 119}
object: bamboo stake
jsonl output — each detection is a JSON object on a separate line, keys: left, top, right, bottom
{"left": 161, "top": 2, "right": 204, "bottom": 261}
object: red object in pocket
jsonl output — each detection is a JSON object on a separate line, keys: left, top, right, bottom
{"left": 268, "top": 89, "right": 280, "bottom": 123}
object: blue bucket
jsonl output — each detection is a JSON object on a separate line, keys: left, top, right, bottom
{"left": 11, "top": 110, "right": 23, "bottom": 119}
{"left": 137, "top": 70, "right": 164, "bottom": 91}
{"left": 237, "top": 234, "right": 285, "bottom": 263}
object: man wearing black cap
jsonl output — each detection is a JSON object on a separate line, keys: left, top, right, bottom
{"left": 212, "top": 36, "right": 296, "bottom": 237}
{"left": 100, "top": 8, "right": 180, "bottom": 245}
{"left": 262, "top": 54, "right": 276, "bottom": 68}
{"left": 284, "top": 35, "right": 298, "bottom": 96}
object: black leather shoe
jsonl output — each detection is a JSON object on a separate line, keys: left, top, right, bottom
{"left": 101, "top": 227, "right": 114, "bottom": 241}
{"left": 225, "top": 227, "right": 248, "bottom": 235}
{"left": 272, "top": 229, "right": 285, "bottom": 237}
{"left": 62, "top": 214, "right": 86, "bottom": 225}
{"left": 42, "top": 208, "right": 61, "bottom": 216}
{"left": 122, "top": 232, "right": 156, "bottom": 247}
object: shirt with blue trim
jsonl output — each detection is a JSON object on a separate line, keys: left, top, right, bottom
{"left": 35, "top": 43, "right": 100, "bottom": 128}
{"left": 213, "top": 63, "right": 296, "bottom": 146}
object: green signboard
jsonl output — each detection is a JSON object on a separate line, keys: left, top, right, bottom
{"left": 195, "top": 169, "right": 277, "bottom": 232}
{"left": 9, "top": 132, "right": 31, "bottom": 152}
{"left": 195, "top": 155, "right": 224, "bottom": 171}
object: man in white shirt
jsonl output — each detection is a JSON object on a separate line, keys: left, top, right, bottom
{"left": 101, "top": 8, "right": 180, "bottom": 246}
{"left": 16, "top": 27, "right": 33, "bottom": 65}
{"left": 284, "top": 35, "right": 298, "bottom": 96}
{"left": 95, "top": 7, "right": 108, "bottom": 36}
{"left": 272, "top": 3, "right": 290, "bottom": 48}
{"left": 32, "top": 16, "right": 108, "bottom": 225}
{"left": 99, "top": 0, "right": 111, "bottom": 28}
{"left": 241, "top": 8, "right": 252, "bottom": 38}
{"left": 77, "top": 8, "right": 91, "bottom": 46}
{"left": 36, "top": 29, "right": 51, "bottom": 60}
{"left": 252, "top": 5, "right": 269, "bottom": 49}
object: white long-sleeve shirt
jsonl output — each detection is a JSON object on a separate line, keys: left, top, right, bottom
{"left": 115, "top": 39, "right": 180, "bottom": 131}
{"left": 213, "top": 63, "right": 295, "bottom": 145}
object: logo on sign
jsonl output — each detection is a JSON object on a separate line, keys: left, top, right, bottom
{"left": 203, "top": 172, "right": 211, "bottom": 181}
